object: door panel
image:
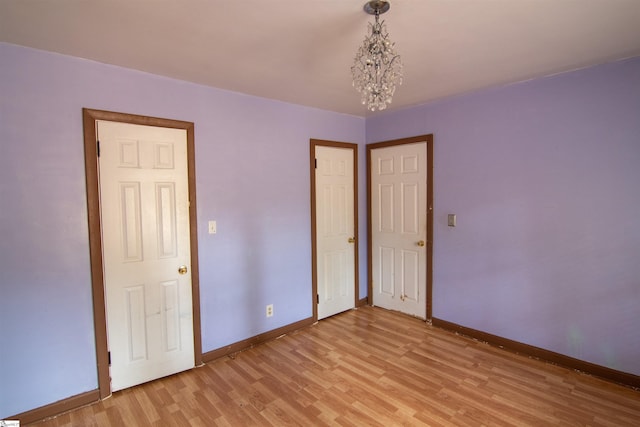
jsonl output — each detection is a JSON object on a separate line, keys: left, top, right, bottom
{"left": 156, "top": 183, "right": 177, "bottom": 258}
{"left": 380, "top": 246, "right": 395, "bottom": 295}
{"left": 401, "top": 249, "right": 419, "bottom": 301}
{"left": 120, "top": 182, "right": 142, "bottom": 261}
{"left": 315, "top": 144, "right": 356, "bottom": 320}
{"left": 98, "top": 120, "right": 194, "bottom": 391}
{"left": 371, "top": 142, "right": 427, "bottom": 319}
{"left": 402, "top": 183, "right": 419, "bottom": 233}
{"left": 125, "top": 285, "right": 147, "bottom": 361}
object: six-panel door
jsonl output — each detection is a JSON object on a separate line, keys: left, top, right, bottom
{"left": 316, "top": 145, "right": 356, "bottom": 319}
{"left": 98, "top": 121, "right": 195, "bottom": 391}
{"left": 371, "top": 142, "right": 427, "bottom": 319}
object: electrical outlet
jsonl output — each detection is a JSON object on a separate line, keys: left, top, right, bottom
{"left": 266, "top": 304, "right": 273, "bottom": 318}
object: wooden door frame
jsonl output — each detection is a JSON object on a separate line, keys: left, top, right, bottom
{"left": 82, "top": 108, "right": 202, "bottom": 399}
{"left": 310, "top": 139, "right": 359, "bottom": 321}
{"left": 367, "top": 135, "right": 434, "bottom": 320}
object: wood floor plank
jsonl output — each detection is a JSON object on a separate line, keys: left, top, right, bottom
{"left": 27, "top": 306, "right": 640, "bottom": 426}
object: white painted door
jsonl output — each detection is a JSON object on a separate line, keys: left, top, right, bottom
{"left": 315, "top": 145, "right": 356, "bottom": 319}
{"left": 371, "top": 142, "right": 427, "bottom": 319}
{"left": 98, "top": 120, "right": 194, "bottom": 391}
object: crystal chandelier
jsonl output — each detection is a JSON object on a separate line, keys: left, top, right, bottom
{"left": 351, "top": 0, "right": 403, "bottom": 111}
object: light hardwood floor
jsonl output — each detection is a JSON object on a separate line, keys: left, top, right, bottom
{"left": 31, "top": 306, "right": 640, "bottom": 426}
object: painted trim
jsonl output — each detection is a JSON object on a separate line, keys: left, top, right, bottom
{"left": 366, "top": 135, "right": 434, "bottom": 319}
{"left": 82, "top": 110, "right": 110, "bottom": 400}
{"left": 10, "top": 390, "right": 100, "bottom": 425}
{"left": 309, "top": 139, "right": 359, "bottom": 321}
{"left": 202, "top": 317, "right": 315, "bottom": 362}
{"left": 82, "top": 108, "right": 203, "bottom": 399}
{"left": 432, "top": 317, "right": 640, "bottom": 389}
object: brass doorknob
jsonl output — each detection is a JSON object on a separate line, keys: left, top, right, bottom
{"left": 178, "top": 265, "right": 188, "bottom": 275}
{"left": 417, "top": 240, "right": 425, "bottom": 247}
{"left": 348, "top": 237, "right": 356, "bottom": 243}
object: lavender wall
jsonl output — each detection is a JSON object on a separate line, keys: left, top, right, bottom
{"left": 0, "top": 42, "right": 364, "bottom": 418}
{"left": 367, "top": 57, "right": 640, "bottom": 376}
{"left": 2, "top": 40, "right": 638, "bottom": 419}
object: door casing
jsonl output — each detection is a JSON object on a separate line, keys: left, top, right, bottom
{"left": 310, "top": 139, "right": 359, "bottom": 321}
{"left": 367, "top": 135, "right": 434, "bottom": 320}
{"left": 82, "top": 108, "right": 202, "bottom": 399}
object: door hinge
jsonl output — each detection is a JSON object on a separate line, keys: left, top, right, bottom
{"left": 317, "top": 294, "right": 319, "bottom": 304}
{"left": 108, "top": 351, "right": 111, "bottom": 366}
{"left": 97, "top": 139, "right": 100, "bottom": 157}
{"left": 314, "top": 158, "right": 317, "bottom": 169}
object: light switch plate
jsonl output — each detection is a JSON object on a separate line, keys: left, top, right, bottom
{"left": 448, "top": 214, "right": 456, "bottom": 227}
{"left": 208, "top": 220, "right": 217, "bottom": 234}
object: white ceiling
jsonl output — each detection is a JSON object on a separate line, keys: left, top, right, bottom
{"left": 2, "top": 0, "right": 640, "bottom": 117}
